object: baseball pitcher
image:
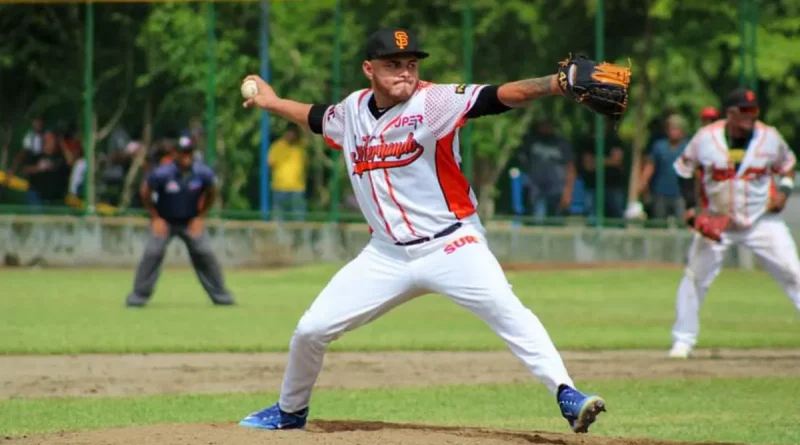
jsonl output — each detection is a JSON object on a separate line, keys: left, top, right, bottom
{"left": 669, "top": 88, "right": 800, "bottom": 358}
{"left": 238, "top": 27, "right": 630, "bottom": 433}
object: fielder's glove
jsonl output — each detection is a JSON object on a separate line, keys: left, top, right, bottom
{"left": 556, "top": 54, "right": 631, "bottom": 122}
{"left": 686, "top": 211, "right": 730, "bottom": 243}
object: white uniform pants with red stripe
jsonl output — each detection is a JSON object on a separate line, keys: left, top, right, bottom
{"left": 278, "top": 223, "right": 574, "bottom": 413}
{"left": 673, "top": 214, "right": 800, "bottom": 348}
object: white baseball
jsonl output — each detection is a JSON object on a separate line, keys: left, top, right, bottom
{"left": 241, "top": 79, "right": 258, "bottom": 99}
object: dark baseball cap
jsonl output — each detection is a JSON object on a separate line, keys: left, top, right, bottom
{"left": 177, "top": 135, "right": 195, "bottom": 152}
{"left": 365, "top": 27, "right": 429, "bottom": 60}
{"left": 724, "top": 88, "right": 758, "bottom": 109}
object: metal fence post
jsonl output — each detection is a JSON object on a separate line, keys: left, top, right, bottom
{"left": 327, "top": 0, "right": 343, "bottom": 224}
{"left": 594, "top": 0, "right": 605, "bottom": 230}
{"left": 461, "top": 0, "right": 474, "bottom": 182}
{"left": 206, "top": 2, "right": 216, "bottom": 167}
{"left": 83, "top": 1, "right": 94, "bottom": 214}
{"left": 259, "top": 0, "right": 271, "bottom": 220}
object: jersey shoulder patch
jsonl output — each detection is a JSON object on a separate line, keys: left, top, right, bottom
{"left": 454, "top": 84, "right": 467, "bottom": 94}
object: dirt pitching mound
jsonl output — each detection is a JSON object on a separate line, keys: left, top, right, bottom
{"left": 4, "top": 421, "right": 743, "bottom": 445}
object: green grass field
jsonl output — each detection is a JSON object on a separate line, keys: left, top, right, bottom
{"left": 4, "top": 378, "right": 800, "bottom": 444}
{"left": 2, "top": 265, "right": 800, "bottom": 354}
{"left": 2, "top": 265, "right": 800, "bottom": 444}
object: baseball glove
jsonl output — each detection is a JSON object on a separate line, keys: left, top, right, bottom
{"left": 556, "top": 54, "right": 631, "bottom": 122}
{"left": 688, "top": 212, "right": 731, "bottom": 243}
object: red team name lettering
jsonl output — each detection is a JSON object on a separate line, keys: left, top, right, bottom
{"left": 709, "top": 167, "right": 735, "bottom": 181}
{"left": 741, "top": 167, "right": 768, "bottom": 180}
{"left": 443, "top": 235, "right": 479, "bottom": 254}
{"left": 709, "top": 166, "right": 769, "bottom": 181}
{"left": 351, "top": 133, "right": 424, "bottom": 175}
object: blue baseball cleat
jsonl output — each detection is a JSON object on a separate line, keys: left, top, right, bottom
{"left": 238, "top": 403, "right": 308, "bottom": 430}
{"left": 557, "top": 386, "right": 606, "bottom": 433}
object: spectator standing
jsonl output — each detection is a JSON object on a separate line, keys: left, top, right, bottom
{"left": 22, "top": 132, "right": 67, "bottom": 210}
{"left": 7, "top": 117, "right": 45, "bottom": 180}
{"left": 516, "top": 119, "right": 576, "bottom": 222}
{"left": 268, "top": 124, "right": 308, "bottom": 221}
{"left": 637, "top": 114, "right": 688, "bottom": 220}
{"left": 59, "top": 125, "right": 83, "bottom": 168}
{"left": 580, "top": 126, "right": 627, "bottom": 220}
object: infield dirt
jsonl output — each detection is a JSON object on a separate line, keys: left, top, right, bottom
{"left": 4, "top": 349, "right": 798, "bottom": 445}
{"left": 3, "top": 349, "right": 800, "bottom": 399}
{"left": 5, "top": 421, "right": 747, "bottom": 445}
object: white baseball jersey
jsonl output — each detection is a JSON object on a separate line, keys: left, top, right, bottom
{"left": 321, "top": 81, "right": 486, "bottom": 244}
{"left": 673, "top": 120, "right": 796, "bottom": 228}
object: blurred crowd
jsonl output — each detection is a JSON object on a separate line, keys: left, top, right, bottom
{"left": 6, "top": 117, "right": 82, "bottom": 209}
{"left": 1, "top": 116, "right": 311, "bottom": 220}
{"left": 4, "top": 105, "right": 721, "bottom": 223}
{"left": 512, "top": 105, "right": 722, "bottom": 223}
{"left": 3, "top": 116, "right": 209, "bottom": 211}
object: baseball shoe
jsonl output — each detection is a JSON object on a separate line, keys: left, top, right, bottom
{"left": 557, "top": 385, "right": 606, "bottom": 433}
{"left": 238, "top": 403, "right": 308, "bottom": 430}
{"left": 211, "top": 294, "right": 235, "bottom": 306}
{"left": 125, "top": 294, "right": 149, "bottom": 307}
{"left": 668, "top": 342, "right": 692, "bottom": 359}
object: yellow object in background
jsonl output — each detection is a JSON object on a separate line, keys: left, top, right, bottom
{"left": 0, "top": 172, "right": 118, "bottom": 215}
{"left": 268, "top": 138, "right": 308, "bottom": 192}
{"left": 0, "top": 171, "right": 29, "bottom": 191}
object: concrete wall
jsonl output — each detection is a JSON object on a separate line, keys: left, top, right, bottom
{"left": 1, "top": 214, "right": 773, "bottom": 269}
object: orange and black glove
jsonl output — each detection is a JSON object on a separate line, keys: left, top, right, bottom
{"left": 556, "top": 53, "right": 632, "bottom": 124}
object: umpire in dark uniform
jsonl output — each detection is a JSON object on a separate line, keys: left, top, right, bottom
{"left": 125, "top": 136, "right": 235, "bottom": 307}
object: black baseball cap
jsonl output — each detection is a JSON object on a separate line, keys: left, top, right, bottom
{"left": 365, "top": 27, "right": 429, "bottom": 60}
{"left": 177, "top": 135, "right": 195, "bottom": 152}
{"left": 724, "top": 87, "right": 759, "bottom": 109}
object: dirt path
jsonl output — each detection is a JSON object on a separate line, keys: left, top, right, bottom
{"left": 3, "top": 348, "right": 799, "bottom": 399}
{"left": 6, "top": 421, "right": 746, "bottom": 445}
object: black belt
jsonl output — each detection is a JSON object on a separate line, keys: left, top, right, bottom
{"left": 394, "top": 222, "right": 462, "bottom": 246}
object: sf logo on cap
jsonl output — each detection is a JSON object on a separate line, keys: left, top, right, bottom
{"left": 394, "top": 31, "right": 409, "bottom": 49}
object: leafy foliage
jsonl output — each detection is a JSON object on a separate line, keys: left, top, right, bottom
{"left": 2, "top": 0, "right": 799, "bottom": 215}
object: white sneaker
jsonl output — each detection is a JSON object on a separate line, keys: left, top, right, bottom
{"left": 668, "top": 343, "right": 692, "bottom": 359}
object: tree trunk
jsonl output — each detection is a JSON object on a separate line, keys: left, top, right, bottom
{"left": 0, "top": 125, "right": 12, "bottom": 171}
{"left": 214, "top": 133, "right": 225, "bottom": 210}
{"left": 118, "top": 96, "right": 153, "bottom": 210}
{"left": 85, "top": 113, "right": 98, "bottom": 208}
{"left": 310, "top": 138, "right": 333, "bottom": 209}
{"left": 626, "top": 13, "right": 654, "bottom": 217}
{"left": 475, "top": 107, "right": 535, "bottom": 220}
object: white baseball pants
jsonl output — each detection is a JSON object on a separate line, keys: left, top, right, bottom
{"left": 278, "top": 224, "right": 574, "bottom": 413}
{"left": 672, "top": 215, "right": 800, "bottom": 348}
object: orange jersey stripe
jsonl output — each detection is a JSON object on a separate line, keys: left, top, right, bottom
{"left": 357, "top": 89, "right": 372, "bottom": 107}
{"left": 435, "top": 130, "right": 475, "bottom": 219}
{"left": 323, "top": 136, "right": 342, "bottom": 150}
{"left": 366, "top": 170, "right": 397, "bottom": 242}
